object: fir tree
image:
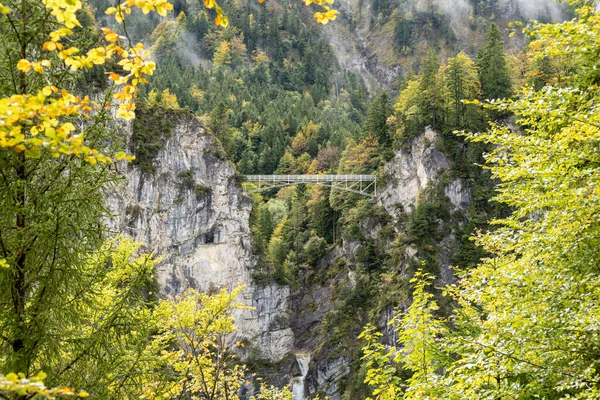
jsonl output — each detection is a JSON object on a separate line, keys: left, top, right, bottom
{"left": 477, "top": 23, "right": 512, "bottom": 100}
{"left": 365, "top": 92, "right": 393, "bottom": 149}
{"left": 209, "top": 102, "right": 232, "bottom": 154}
{"left": 445, "top": 52, "right": 482, "bottom": 130}
{"left": 419, "top": 51, "right": 444, "bottom": 130}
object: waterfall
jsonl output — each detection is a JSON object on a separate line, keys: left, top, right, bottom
{"left": 291, "top": 354, "right": 311, "bottom": 400}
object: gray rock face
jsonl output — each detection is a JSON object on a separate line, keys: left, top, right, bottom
{"left": 377, "top": 128, "right": 449, "bottom": 217}
{"left": 377, "top": 129, "right": 471, "bottom": 286}
{"left": 377, "top": 128, "right": 471, "bottom": 216}
{"left": 106, "top": 113, "right": 293, "bottom": 362}
{"left": 445, "top": 177, "right": 471, "bottom": 212}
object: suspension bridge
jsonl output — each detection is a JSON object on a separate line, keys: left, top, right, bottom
{"left": 243, "top": 174, "right": 377, "bottom": 197}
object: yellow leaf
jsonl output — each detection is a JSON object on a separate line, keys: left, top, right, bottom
{"left": 34, "top": 371, "right": 47, "bottom": 381}
{"left": 324, "top": 9, "right": 338, "bottom": 20}
{"left": 42, "top": 41, "right": 57, "bottom": 51}
{"left": 156, "top": 5, "right": 167, "bottom": 16}
{"left": 0, "top": 3, "right": 10, "bottom": 13}
{"left": 25, "top": 146, "right": 42, "bottom": 159}
{"left": 215, "top": 15, "right": 228, "bottom": 27}
{"left": 16, "top": 59, "right": 31, "bottom": 72}
{"left": 103, "top": 29, "right": 120, "bottom": 43}
{"left": 32, "top": 62, "right": 45, "bottom": 74}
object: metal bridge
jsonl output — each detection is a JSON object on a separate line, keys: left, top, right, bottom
{"left": 243, "top": 175, "right": 377, "bottom": 197}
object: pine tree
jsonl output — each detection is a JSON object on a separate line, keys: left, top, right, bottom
{"left": 419, "top": 51, "right": 444, "bottom": 130}
{"left": 209, "top": 102, "right": 231, "bottom": 154}
{"left": 267, "top": 15, "right": 281, "bottom": 62}
{"left": 445, "top": 52, "right": 482, "bottom": 130}
{"left": 365, "top": 92, "right": 393, "bottom": 148}
{"left": 257, "top": 205, "right": 274, "bottom": 242}
{"left": 477, "top": 23, "right": 512, "bottom": 100}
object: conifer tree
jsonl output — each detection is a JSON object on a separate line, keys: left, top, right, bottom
{"left": 419, "top": 51, "right": 444, "bottom": 130}
{"left": 445, "top": 52, "right": 482, "bottom": 130}
{"left": 209, "top": 102, "right": 232, "bottom": 153}
{"left": 365, "top": 92, "right": 393, "bottom": 149}
{"left": 477, "top": 23, "right": 512, "bottom": 100}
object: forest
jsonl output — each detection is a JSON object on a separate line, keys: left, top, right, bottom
{"left": 0, "top": 0, "right": 599, "bottom": 398}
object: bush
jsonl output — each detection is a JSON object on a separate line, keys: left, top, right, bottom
{"left": 130, "top": 101, "right": 190, "bottom": 174}
{"left": 303, "top": 235, "right": 328, "bottom": 266}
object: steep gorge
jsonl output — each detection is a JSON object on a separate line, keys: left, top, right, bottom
{"left": 93, "top": 0, "right": 565, "bottom": 397}
{"left": 106, "top": 107, "right": 472, "bottom": 398}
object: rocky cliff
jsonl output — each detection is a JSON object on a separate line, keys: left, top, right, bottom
{"left": 106, "top": 108, "right": 294, "bottom": 363}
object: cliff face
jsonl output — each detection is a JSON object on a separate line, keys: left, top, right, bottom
{"left": 106, "top": 110, "right": 294, "bottom": 362}
{"left": 378, "top": 128, "right": 471, "bottom": 219}
{"left": 321, "top": 0, "right": 566, "bottom": 92}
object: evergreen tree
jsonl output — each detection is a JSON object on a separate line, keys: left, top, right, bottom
{"left": 365, "top": 92, "right": 393, "bottom": 149}
{"left": 445, "top": 52, "right": 482, "bottom": 130}
{"left": 477, "top": 23, "right": 512, "bottom": 100}
{"left": 267, "top": 15, "right": 281, "bottom": 62}
{"left": 257, "top": 205, "right": 274, "bottom": 242}
{"left": 419, "top": 51, "right": 444, "bottom": 131}
{"left": 209, "top": 102, "right": 232, "bottom": 153}
{"left": 394, "top": 16, "right": 414, "bottom": 53}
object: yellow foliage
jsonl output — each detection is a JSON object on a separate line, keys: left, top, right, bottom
{"left": 0, "top": 371, "right": 89, "bottom": 398}
{"left": 213, "top": 40, "right": 232, "bottom": 67}
{"left": 190, "top": 86, "right": 205, "bottom": 103}
{"left": 313, "top": 7, "right": 339, "bottom": 24}
{"left": 160, "top": 88, "right": 180, "bottom": 108}
{"left": 1, "top": 0, "right": 163, "bottom": 164}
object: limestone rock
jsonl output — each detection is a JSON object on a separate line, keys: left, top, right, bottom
{"left": 106, "top": 112, "right": 293, "bottom": 362}
{"left": 377, "top": 128, "right": 449, "bottom": 218}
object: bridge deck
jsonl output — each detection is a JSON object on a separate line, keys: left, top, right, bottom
{"left": 245, "top": 174, "right": 375, "bottom": 182}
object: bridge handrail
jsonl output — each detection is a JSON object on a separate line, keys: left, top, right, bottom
{"left": 245, "top": 174, "right": 376, "bottom": 182}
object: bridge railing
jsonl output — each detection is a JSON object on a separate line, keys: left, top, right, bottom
{"left": 245, "top": 174, "right": 376, "bottom": 182}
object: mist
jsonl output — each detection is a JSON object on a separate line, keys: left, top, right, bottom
{"left": 411, "top": 0, "right": 566, "bottom": 37}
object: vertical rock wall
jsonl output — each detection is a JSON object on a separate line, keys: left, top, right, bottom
{"left": 106, "top": 112, "right": 294, "bottom": 362}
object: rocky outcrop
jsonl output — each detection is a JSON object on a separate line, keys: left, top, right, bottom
{"left": 377, "top": 128, "right": 446, "bottom": 216}
{"left": 377, "top": 127, "right": 470, "bottom": 217}
{"left": 106, "top": 110, "right": 293, "bottom": 362}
